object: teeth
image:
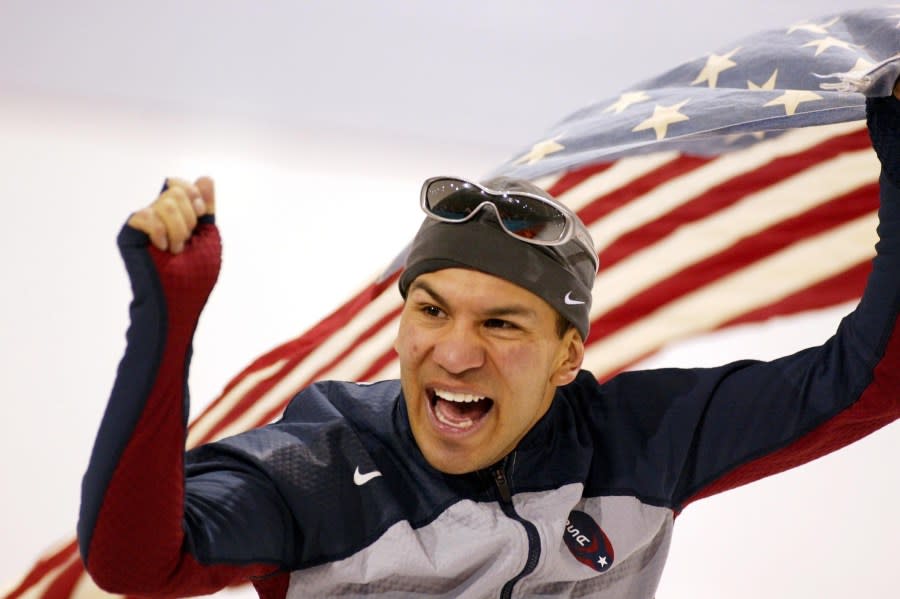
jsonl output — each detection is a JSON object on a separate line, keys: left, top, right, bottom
{"left": 434, "top": 389, "right": 486, "bottom": 403}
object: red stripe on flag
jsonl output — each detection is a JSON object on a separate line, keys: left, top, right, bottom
{"left": 3, "top": 541, "right": 79, "bottom": 599}
{"left": 545, "top": 162, "right": 614, "bottom": 197}
{"left": 40, "top": 558, "right": 83, "bottom": 599}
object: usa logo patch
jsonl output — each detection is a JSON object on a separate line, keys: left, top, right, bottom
{"left": 563, "top": 510, "right": 615, "bottom": 572}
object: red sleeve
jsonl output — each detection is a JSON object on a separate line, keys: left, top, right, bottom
{"left": 78, "top": 218, "right": 287, "bottom": 596}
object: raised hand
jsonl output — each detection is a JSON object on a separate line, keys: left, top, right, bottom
{"left": 128, "top": 177, "right": 215, "bottom": 253}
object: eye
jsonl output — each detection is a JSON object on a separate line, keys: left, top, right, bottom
{"left": 484, "top": 318, "right": 517, "bottom": 330}
{"left": 422, "top": 305, "right": 445, "bottom": 318}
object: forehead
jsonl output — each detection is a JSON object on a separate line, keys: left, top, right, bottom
{"left": 407, "top": 268, "right": 559, "bottom": 320}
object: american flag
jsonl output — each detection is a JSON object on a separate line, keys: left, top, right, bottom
{"left": 5, "top": 7, "right": 898, "bottom": 599}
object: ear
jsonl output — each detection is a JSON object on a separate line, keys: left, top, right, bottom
{"left": 550, "top": 328, "right": 585, "bottom": 387}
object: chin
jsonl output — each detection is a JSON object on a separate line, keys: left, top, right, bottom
{"left": 419, "top": 443, "right": 488, "bottom": 475}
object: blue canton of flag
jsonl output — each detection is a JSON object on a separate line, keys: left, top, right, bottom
{"left": 495, "top": 7, "right": 900, "bottom": 180}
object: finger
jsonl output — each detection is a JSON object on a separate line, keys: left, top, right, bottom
{"left": 128, "top": 207, "right": 169, "bottom": 251}
{"left": 194, "top": 176, "right": 215, "bottom": 215}
{"left": 153, "top": 189, "right": 196, "bottom": 253}
{"left": 166, "top": 185, "right": 200, "bottom": 231}
{"left": 165, "top": 176, "right": 207, "bottom": 216}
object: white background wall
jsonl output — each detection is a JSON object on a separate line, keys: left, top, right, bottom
{"left": 1, "top": 2, "right": 897, "bottom": 598}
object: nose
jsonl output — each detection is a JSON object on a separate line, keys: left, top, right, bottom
{"left": 432, "top": 323, "right": 485, "bottom": 375}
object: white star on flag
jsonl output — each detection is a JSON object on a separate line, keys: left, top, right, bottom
{"left": 801, "top": 36, "right": 855, "bottom": 57}
{"left": 747, "top": 69, "right": 778, "bottom": 91}
{"left": 691, "top": 48, "right": 740, "bottom": 88}
{"left": 632, "top": 100, "right": 690, "bottom": 140}
{"left": 763, "top": 89, "right": 824, "bottom": 116}
{"left": 786, "top": 16, "right": 839, "bottom": 35}
{"left": 604, "top": 91, "right": 651, "bottom": 114}
{"left": 514, "top": 138, "right": 565, "bottom": 165}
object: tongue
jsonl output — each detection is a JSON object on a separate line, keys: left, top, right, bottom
{"left": 435, "top": 398, "right": 491, "bottom": 425}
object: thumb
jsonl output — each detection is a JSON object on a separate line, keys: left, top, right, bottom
{"left": 195, "top": 176, "right": 216, "bottom": 215}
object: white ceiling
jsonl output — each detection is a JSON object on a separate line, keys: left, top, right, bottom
{"left": 0, "top": 0, "right": 870, "bottom": 151}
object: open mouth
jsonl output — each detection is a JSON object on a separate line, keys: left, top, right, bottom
{"left": 428, "top": 388, "right": 494, "bottom": 432}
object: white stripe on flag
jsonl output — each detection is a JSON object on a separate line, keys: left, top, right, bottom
{"left": 583, "top": 212, "right": 878, "bottom": 375}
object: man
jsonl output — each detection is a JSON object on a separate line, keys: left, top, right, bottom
{"left": 78, "top": 82, "right": 900, "bottom": 598}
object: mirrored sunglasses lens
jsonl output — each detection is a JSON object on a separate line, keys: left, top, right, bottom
{"left": 425, "top": 180, "right": 485, "bottom": 219}
{"left": 493, "top": 196, "right": 567, "bottom": 242}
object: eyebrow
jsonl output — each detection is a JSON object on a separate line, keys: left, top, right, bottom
{"left": 408, "top": 279, "right": 538, "bottom": 321}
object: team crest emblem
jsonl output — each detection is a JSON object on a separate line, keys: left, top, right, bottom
{"left": 563, "top": 510, "right": 615, "bottom": 572}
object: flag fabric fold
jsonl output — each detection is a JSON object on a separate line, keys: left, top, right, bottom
{"left": 6, "top": 7, "right": 897, "bottom": 599}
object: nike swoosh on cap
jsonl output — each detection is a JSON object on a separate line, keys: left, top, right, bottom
{"left": 353, "top": 466, "right": 383, "bottom": 486}
{"left": 564, "top": 291, "right": 586, "bottom": 305}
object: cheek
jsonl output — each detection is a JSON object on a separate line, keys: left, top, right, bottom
{"left": 494, "top": 342, "right": 552, "bottom": 378}
{"left": 395, "top": 322, "right": 424, "bottom": 364}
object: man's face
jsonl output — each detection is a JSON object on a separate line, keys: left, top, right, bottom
{"left": 395, "top": 268, "right": 584, "bottom": 474}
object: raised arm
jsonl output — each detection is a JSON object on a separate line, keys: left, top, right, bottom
{"left": 591, "top": 81, "right": 900, "bottom": 512}
{"left": 78, "top": 178, "right": 288, "bottom": 596}
{"left": 670, "top": 82, "right": 900, "bottom": 508}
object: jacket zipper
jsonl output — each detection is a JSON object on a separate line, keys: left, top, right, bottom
{"left": 492, "top": 456, "right": 541, "bottom": 599}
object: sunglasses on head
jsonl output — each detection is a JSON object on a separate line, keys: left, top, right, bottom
{"left": 420, "top": 176, "right": 599, "bottom": 272}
